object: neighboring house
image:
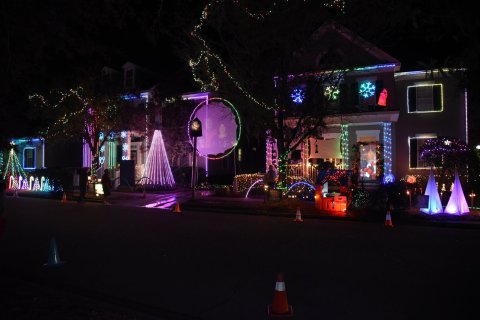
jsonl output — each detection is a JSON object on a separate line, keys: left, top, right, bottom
{"left": 10, "top": 137, "right": 45, "bottom": 171}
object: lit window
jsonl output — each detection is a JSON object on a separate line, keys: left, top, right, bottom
{"left": 407, "top": 84, "right": 443, "bottom": 113}
{"left": 359, "top": 143, "right": 377, "bottom": 180}
{"left": 409, "top": 135, "right": 436, "bottom": 169}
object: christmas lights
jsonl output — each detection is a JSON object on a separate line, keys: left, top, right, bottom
{"left": 324, "top": 85, "right": 340, "bottom": 101}
{"left": 291, "top": 88, "right": 305, "bottom": 104}
{"left": 359, "top": 81, "right": 376, "bottom": 99}
{"left": 444, "top": 170, "right": 470, "bottom": 215}
{"left": 234, "top": 173, "right": 264, "bottom": 193}
{"left": 421, "top": 169, "right": 443, "bottom": 214}
{"left": 3, "top": 148, "right": 26, "bottom": 183}
{"left": 143, "top": 130, "right": 175, "bottom": 188}
{"left": 383, "top": 122, "right": 392, "bottom": 176}
{"left": 340, "top": 124, "right": 349, "bottom": 169}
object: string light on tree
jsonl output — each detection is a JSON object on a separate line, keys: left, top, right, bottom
{"left": 143, "top": 130, "right": 176, "bottom": 188}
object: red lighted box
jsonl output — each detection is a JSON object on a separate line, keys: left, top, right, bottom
{"left": 315, "top": 186, "right": 347, "bottom": 213}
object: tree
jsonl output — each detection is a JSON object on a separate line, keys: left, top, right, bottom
{"left": 30, "top": 85, "right": 146, "bottom": 177}
{"left": 184, "top": 0, "right": 347, "bottom": 187}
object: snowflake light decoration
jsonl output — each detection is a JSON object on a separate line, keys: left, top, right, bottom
{"left": 324, "top": 85, "right": 340, "bottom": 101}
{"left": 290, "top": 88, "right": 305, "bottom": 104}
{"left": 359, "top": 81, "right": 376, "bottom": 98}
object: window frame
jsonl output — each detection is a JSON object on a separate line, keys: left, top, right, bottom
{"left": 407, "top": 83, "right": 443, "bottom": 113}
{"left": 23, "top": 147, "right": 36, "bottom": 169}
{"left": 408, "top": 135, "right": 437, "bottom": 169}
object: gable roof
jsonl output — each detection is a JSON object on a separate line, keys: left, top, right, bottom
{"left": 291, "top": 21, "right": 400, "bottom": 74}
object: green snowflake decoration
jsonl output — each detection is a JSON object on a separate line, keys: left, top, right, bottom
{"left": 324, "top": 85, "right": 340, "bottom": 101}
{"left": 359, "top": 81, "right": 376, "bottom": 99}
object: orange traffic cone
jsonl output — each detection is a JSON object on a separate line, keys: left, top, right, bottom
{"left": 385, "top": 210, "right": 394, "bottom": 227}
{"left": 293, "top": 207, "right": 303, "bottom": 222}
{"left": 173, "top": 201, "right": 181, "bottom": 213}
{"left": 61, "top": 192, "right": 67, "bottom": 203}
{"left": 268, "top": 272, "right": 293, "bottom": 316}
{"left": 44, "top": 237, "right": 65, "bottom": 267}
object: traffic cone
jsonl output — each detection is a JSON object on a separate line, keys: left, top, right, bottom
{"left": 61, "top": 192, "right": 67, "bottom": 203}
{"left": 268, "top": 272, "right": 293, "bottom": 316}
{"left": 173, "top": 201, "right": 181, "bottom": 213}
{"left": 385, "top": 210, "right": 394, "bottom": 227}
{"left": 44, "top": 237, "right": 65, "bottom": 267}
{"left": 293, "top": 207, "right": 303, "bottom": 222}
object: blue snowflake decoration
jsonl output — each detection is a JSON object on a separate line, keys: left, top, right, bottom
{"left": 383, "top": 173, "right": 395, "bottom": 184}
{"left": 290, "top": 88, "right": 305, "bottom": 104}
{"left": 359, "top": 81, "right": 376, "bottom": 98}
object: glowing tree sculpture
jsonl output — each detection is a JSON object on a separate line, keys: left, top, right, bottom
{"left": 421, "top": 169, "right": 443, "bottom": 214}
{"left": 143, "top": 130, "right": 175, "bottom": 188}
{"left": 444, "top": 170, "right": 470, "bottom": 215}
{"left": 3, "top": 148, "right": 26, "bottom": 188}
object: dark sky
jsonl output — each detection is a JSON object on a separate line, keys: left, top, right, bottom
{"left": 1, "top": 0, "right": 478, "bottom": 138}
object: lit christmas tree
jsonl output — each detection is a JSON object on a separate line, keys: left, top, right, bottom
{"left": 421, "top": 169, "right": 443, "bottom": 214}
{"left": 143, "top": 130, "right": 175, "bottom": 188}
{"left": 444, "top": 170, "right": 470, "bottom": 215}
{"left": 3, "top": 148, "right": 26, "bottom": 188}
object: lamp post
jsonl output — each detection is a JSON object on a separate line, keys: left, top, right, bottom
{"left": 469, "top": 191, "right": 476, "bottom": 208}
{"left": 190, "top": 118, "right": 202, "bottom": 200}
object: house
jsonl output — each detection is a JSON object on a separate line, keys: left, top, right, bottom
{"left": 273, "top": 22, "right": 469, "bottom": 192}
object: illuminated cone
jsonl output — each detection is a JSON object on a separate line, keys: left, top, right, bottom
{"left": 385, "top": 211, "right": 394, "bottom": 227}
{"left": 293, "top": 207, "right": 303, "bottom": 222}
{"left": 173, "top": 201, "right": 181, "bottom": 213}
{"left": 44, "top": 238, "right": 65, "bottom": 267}
{"left": 268, "top": 272, "right": 293, "bottom": 316}
{"left": 61, "top": 192, "right": 67, "bottom": 203}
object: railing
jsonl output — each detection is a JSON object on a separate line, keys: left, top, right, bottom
{"left": 286, "top": 164, "right": 318, "bottom": 182}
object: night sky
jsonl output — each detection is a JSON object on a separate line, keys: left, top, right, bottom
{"left": 1, "top": 1, "right": 478, "bottom": 140}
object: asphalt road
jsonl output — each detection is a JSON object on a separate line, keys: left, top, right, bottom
{"left": 1, "top": 197, "right": 479, "bottom": 319}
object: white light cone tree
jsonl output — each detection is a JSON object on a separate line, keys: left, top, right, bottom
{"left": 421, "top": 168, "right": 443, "bottom": 214}
{"left": 444, "top": 170, "right": 469, "bottom": 215}
{"left": 143, "top": 130, "right": 175, "bottom": 189}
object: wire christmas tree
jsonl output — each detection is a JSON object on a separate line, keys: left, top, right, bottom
{"left": 143, "top": 130, "right": 175, "bottom": 188}
{"left": 2, "top": 148, "right": 26, "bottom": 185}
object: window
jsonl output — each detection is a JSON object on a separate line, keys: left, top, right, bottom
{"left": 24, "top": 148, "right": 35, "bottom": 169}
{"left": 359, "top": 143, "right": 377, "bottom": 180}
{"left": 409, "top": 135, "right": 436, "bottom": 169}
{"left": 407, "top": 84, "right": 443, "bottom": 113}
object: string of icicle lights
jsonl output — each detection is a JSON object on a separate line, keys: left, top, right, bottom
{"left": 143, "top": 130, "right": 176, "bottom": 188}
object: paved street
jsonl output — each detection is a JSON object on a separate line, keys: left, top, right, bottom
{"left": 1, "top": 196, "right": 480, "bottom": 319}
